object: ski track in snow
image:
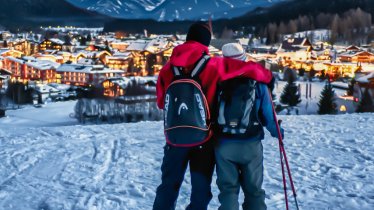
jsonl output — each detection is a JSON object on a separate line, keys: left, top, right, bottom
{"left": 0, "top": 114, "right": 373, "bottom": 209}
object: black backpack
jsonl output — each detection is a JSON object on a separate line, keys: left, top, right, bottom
{"left": 217, "top": 78, "right": 262, "bottom": 138}
{"left": 164, "top": 54, "right": 211, "bottom": 147}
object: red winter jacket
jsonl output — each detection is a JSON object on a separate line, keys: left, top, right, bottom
{"left": 157, "top": 41, "right": 273, "bottom": 113}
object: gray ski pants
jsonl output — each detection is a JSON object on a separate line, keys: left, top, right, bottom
{"left": 215, "top": 140, "right": 266, "bottom": 210}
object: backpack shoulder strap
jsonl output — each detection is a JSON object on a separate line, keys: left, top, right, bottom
{"left": 191, "top": 54, "right": 210, "bottom": 78}
{"left": 239, "top": 81, "right": 257, "bottom": 130}
{"left": 172, "top": 66, "right": 183, "bottom": 77}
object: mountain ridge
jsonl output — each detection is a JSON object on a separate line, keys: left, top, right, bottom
{"left": 66, "top": 0, "right": 285, "bottom": 21}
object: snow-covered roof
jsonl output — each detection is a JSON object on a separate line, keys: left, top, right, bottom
{"left": 278, "top": 38, "right": 312, "bottom": 52}
{"left": 26, "top": 60, "right": 60, "bottom": 70}
{"left": 131, "top": 76, "right": 157, "bottom": 85}
{"left": 345, "top": 45, "right": 361, "bottom": 51}
{"left": 111, "top": 41, "right": 130, "bottom": 45}
{"left": 107, "top": 52, "right": 132, "bottom": 60}
{"left": 356, "top": 72, "right": 374, "bottom": 83}
{"left": 126, "top": 40, "right": 148, "bottom": 51}
{"left": 77, "top": 58, "right": 95, "bottom": 65}
{"left": 5, "top": 38, "right": 27, "bottom": 43}
{"left": 339, "top": 50, "right": 374, "bottom": 58}
{"left": 36, "top": 54, "right": 64, "bottom": 60}
{"left": 360, "top": 64, "right": 374, "bottom": 72}
{"left": 145, "top": 38, "right": 170, "bottom": 54}
{"left": 57, "top": 64, "right": 123, "bottom": 74}
{"left": 113, "top": 52, "right": 131, "bottom": 57}
{"left": 34, "top": 84, "right": 60, "bottom": 94}
{"left": 0, "top": 68, "right": 11, "bottom": 75}
{"left": 49, "top": 38, "right": 65, "bottom": 45}
{"left": 0, "top": 49, "right": 10, "bottom": 55}
{"left": 6, "top": 56, "right": 24, "bottom": 63}
{"left": 331, "top": 81, "right": 349, "bottom": 89}
{"left": 44, "top": 50, "right": 58, "bottom": 54}
{"left": 56, "top": 51, "right": 72, "bottom": 56}
{"left": 105, "top": 37, "right": 118, "bottom": 43}
{"left": 107, "top": 77, "right": 131, "bottom": 88}
{"left": 77, "top": 50, "right": 110, "bottom": 58}
{"left": 47, "top": 83, "right": 71, "bottom": 91}
{"left": 176, "top": 34, "right": 187, "bottom": 41}
{"left": 22, "top": 56, "right": 37, "bottom": 61}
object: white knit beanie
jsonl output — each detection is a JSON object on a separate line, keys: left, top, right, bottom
{"left": 222, "top": 43, "right": 247, "bottom": 61}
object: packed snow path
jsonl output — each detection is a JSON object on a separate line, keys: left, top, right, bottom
{"left": 0, "top": 114, "right": 373, "bottom": 210}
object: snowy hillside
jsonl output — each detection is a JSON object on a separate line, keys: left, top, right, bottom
{"left": 66, "top": 0, "right": 285, "bottom": 20}
{"left": 0, "top": 113, "right": 373, "bottom": 209}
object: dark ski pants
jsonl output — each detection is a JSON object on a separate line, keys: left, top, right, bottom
{"left": 153, "top": 141, "right": 215, "bottom": 210}
{"left": 215, "top": 140, "right": 266, "bottom": 210}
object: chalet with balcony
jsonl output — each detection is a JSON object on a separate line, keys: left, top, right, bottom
{"left": 339, "top": 50, "right": 374, "bottom": 64}
{"left": 39, "top": 38, "right": 64, "bottom": 51}
{"left": 110, "top": 41, "right": 130, "bottom": 52}
{"left": 344, "top": 45, "right": 361, "bottom": 52}
{"left": 277, "top": 38, "right": 313, "bottom": 63}
{"left": 126, "top": 38, "right": 172, "bottom": 76}
{"left": 105, "top": 52, "right": 132, "bottom": 72}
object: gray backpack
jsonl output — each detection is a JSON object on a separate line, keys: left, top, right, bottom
{"left": 217, "top": 78, "right": 262, "bottom": 138}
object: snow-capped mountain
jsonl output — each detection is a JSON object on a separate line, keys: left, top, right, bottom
{"left": 66, "top": 0, "right": 285, "bottom": 21}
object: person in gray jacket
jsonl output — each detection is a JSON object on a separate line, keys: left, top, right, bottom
{"left": 215, "top": 43, "right": 284, "bottom": 210}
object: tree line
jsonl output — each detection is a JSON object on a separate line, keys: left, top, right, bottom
{"left": 262, "top": 8, "right": 373, "bottom": 44}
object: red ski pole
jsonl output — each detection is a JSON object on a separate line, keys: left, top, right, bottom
{"left": 278, "top": 130, "right": 289, "bottom": 210}
{"left": 268, "top": 88, "right": 300, "bottom": 210}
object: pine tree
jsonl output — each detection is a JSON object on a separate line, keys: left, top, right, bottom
{"left": 280, "top": 78, "right": 301, "bottom": 107}
{"left": 356, "top": 88, "right": 374, "bottom": 113}
{"left": 318, "top": 81, "right": 337, "bottom": 114}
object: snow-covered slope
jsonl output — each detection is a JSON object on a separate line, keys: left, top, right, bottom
{"left": 66, "top": 0, "right": 285, "bottom": 20}
{"left": 0, "top": 113, "right": 373, "bottom": 209}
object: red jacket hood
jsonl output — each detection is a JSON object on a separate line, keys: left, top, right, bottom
{"left": 169, "top": 41, "right": 209, "bottom": 69}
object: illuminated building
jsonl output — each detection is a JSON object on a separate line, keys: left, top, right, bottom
{"left": 126, "top": 38, "right": 172, "bottom": 76}
{"left": 102, "top": 77, "right": 130, "bottom": 98}
{"left": 39, "top": 39, "right": 64, "bottom": 51}
{"left": 105, "top": 52, "right": 132, "bottom": 72}
{"left": 56, "top": 64, "right": 124, "bottom": 87}
{"left": 0, "top": 49, "right": 23, "bottom": 58}
{"left": 2, "top": 56, "right": 59, "bottom": 83}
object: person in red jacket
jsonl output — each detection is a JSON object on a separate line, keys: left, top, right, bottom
{"left": 153, "top": 22, "right": 273, "bottom": 210}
